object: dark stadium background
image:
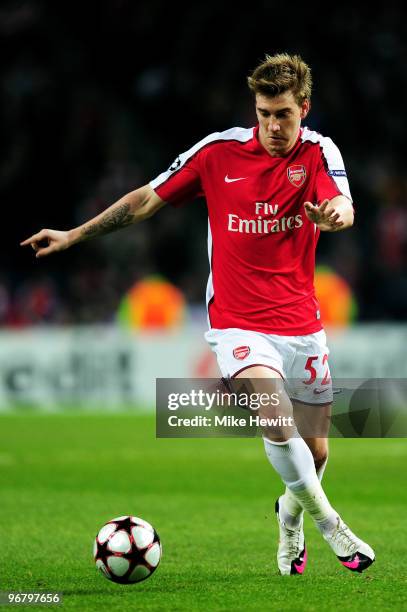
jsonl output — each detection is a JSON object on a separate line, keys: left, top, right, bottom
{"left": 2, "top": 0, "right": 406, "bottom": 325}
{"left": 2, "top": 6, "right": 407, "bottom": 608}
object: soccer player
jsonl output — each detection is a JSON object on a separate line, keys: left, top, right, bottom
{"left": 21, "top": 53, "right": 374, "bottom": 575}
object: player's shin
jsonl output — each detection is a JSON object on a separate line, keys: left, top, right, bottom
{"left": 263, "top": 437, "right": 337, "bottom": 533}
{"left": 279, "top": 456, "right": 328, "bottom": 528}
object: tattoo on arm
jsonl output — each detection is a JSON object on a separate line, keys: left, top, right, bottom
{"left": 81, "top": 202, "right": 134, "bottom": 238}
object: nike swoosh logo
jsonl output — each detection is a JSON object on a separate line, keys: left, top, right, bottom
{"left": 224, "top": 175, "right": 248, "bottom": 183}
{"left": 341, "top": 554, "right": 360, "bottom": 570}
{"left": 313, "top": 388, "right": 329, "bottom": 395}
{"left": 293, "top": 548, "right": 307, "bottom": 574}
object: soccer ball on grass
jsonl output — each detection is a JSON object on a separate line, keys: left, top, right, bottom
{"left": 93, "top": 515, "right": 162, "bottom": 584}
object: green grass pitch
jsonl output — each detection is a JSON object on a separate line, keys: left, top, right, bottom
{"left": 1, "top": 413, "right": 406, "bottom": 611}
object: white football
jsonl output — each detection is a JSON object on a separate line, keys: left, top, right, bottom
{"left": 93, "top": 515, "right": 162, "bottom": 584}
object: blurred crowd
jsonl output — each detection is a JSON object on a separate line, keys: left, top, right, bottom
{"left": 2, "top": 1, "right": 407, "bottom": 326}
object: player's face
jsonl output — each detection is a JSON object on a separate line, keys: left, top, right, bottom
{"left": 255, "top": 91, "right": 310, "bottom": 157}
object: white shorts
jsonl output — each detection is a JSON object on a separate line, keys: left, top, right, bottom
{"left": 205, "top": 327, "right": 333, "bottom": 405}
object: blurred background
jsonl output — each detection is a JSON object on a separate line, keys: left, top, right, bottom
{"left": 1, "top": 0, "right": 407, "bottom": 408}
{"left": 2, "top": 8, "right": 406, "bottom": 603}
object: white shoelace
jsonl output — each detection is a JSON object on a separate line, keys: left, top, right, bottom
{"left": 330, "top": 520, "right": 357, "bottom": 555}
{"left": 283, "top": 524, "right": 302, "bottom": 557}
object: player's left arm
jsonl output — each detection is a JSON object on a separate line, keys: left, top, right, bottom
{"left": 304, "top": 196, "right": 354, "bottom": 232}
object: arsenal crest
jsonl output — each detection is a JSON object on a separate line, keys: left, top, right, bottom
{"left": 233, "top": 346, "right": 250, "bottom": 360}
{"left": 287, "top": 165, "right": 306, "bottom": 188}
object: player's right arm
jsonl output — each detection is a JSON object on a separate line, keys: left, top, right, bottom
{"left": 20, "top": 184, "right": 166, "bottom": 258}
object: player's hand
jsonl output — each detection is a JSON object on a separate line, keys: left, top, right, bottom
{"left": 20, "top": 229, "right": 71, "bottom": 258}
{"left": 303, "top": 199, "right": 344, "bottom": 231}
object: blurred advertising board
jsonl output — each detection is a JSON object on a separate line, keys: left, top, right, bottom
{"left": 0, "top": 325, "right": 406, "bottom": 410}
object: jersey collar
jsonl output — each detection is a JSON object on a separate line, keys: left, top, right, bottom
{"left": 251, "top": 125, "right": 303, "bottom": 159}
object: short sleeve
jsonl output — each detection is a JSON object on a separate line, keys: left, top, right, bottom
{"left": 315, "top": 137, "right": 353, "bottom": 204}
{"left": 149, "top": 132, "right": 222, "bottom": 206}
{"left": 150, "top": 155, "right": 203, "bottom": 207}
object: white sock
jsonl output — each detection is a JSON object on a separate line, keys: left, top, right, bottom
{"left": 280, "top": 457, "right": 328, "bottom": 528}
{"left": 263, "top": 437, "right": 337, "bottom": 533}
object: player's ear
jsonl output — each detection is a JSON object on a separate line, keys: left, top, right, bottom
{"left": 300, "top": 98, "right": 310, "bottom": 119}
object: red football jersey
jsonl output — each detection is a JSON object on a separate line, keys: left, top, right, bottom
{"left": 150, "top": 126, "right": 352, "bottom": 335}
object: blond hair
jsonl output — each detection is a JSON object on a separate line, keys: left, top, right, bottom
{"left": 247, "top": 53, "right": 312, "bottom": 105}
